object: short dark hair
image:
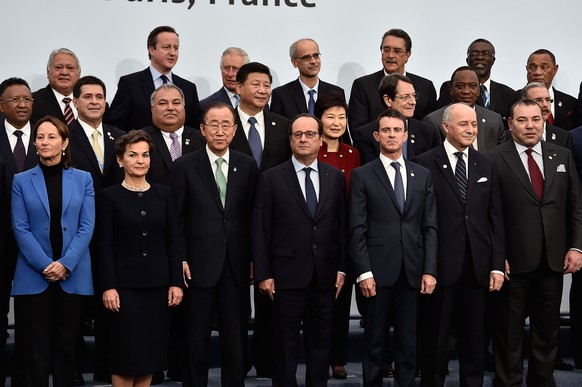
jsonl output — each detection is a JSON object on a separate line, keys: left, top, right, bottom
{"left": 201, "top": 101, "right": 236, "bottom": 124}
{"left": 288, "top": 113, "right": 323, "bottom": 137}
{"left": 510, "top": 98, "right": 542, "bottom": 119}
{"left": 236, "top": 62, "right": 273, "bottom": 84}
{"left": 0, "top": 77, "right": 31, "bottom": 97}
{"left": 114, "top": 130, "right": 156, "bottom": 158}
{"left": 467, "top": 38, "right": 495, "bottom": 56}
{"left": 378, "top": 74, "right": 413, "bottom": 106}
{"left": 147, "top": 26, "right": 178, "bottom": 60}
{"left": 450, "top": 66, "right": 479, "bottom": 83}
{"left": 313, "top": 91, "right": 347, "bottom": 120}
{"left": 528, "top": 49, "right": 556, "bottom": 65}
{"left": 380, "top": 29, "right": 412, "bottom": 52}
{"left": 33, "top": 116, "right": 72, "bottom": 168}
{"left": 374, "top": 109, "right": 407, "bottom": 132}
{"left": 73, "top": 76, "right": 106, "bottom": 99}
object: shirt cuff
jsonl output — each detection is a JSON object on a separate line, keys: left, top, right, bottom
{"left": 569, "top": 248, "right": 582, "bottom": 254}
{"left": 357, "top": 271, "right": 373, "bottom": 283}
{"left": 490, "top": 270, "right": 504, "bottom": 276}
{"left": 338, "top": 271, "right": 346, "bottom": 277}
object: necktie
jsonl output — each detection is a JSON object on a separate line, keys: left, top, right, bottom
{"left": 526, "top": 148, "right": 544, "bottom": 201}
{"left": 13, "top": 130, "right": 26, "bottom": 172}
{"left": 307, "top": 89, "right": 316, "bottom": 115}
{"left": 547, "top": 111, "right": 555, "bottom": 126}
{"left": 160, "top": 74, "right": 169, "bottom": 84}
{"left": 91, "top": 130, "right": 104, "bottom": 173}
{"left": 454, "top": 152, "right": 468, "bottom": 204}
{"left": 233, "top": 94, "right": 240, "bottom": 108}
{"left": 215, "top": 158, "right": 227, "bottom": 207}
{"left": 62, "top": 97, "right": 74, "bottom": 125}
{"left": 391, "top": 162, "right": 405, "bottom": 212}
{"left": 247, "top": 117, "right": 262, "bottom": 168}
{"left": 169, "top": 132, "right": 181, "bottom": 161}
{"left": 478, "top": 84, "right": 489, "bottom": 109}
{"left": 303, "top": 167, "right": 317, "bottom": 217}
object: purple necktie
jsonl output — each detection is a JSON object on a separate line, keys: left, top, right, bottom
{"left": 169, "top": 132, "right": 181, "bottom": 161}
{"left": 62, "top": 97, "right": 74, "bottom": 125}
{"left": 13, "top": 130, "right": 26, "bottom": 172}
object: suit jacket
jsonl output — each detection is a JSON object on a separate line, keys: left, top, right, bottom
{"left": 354, "top": 117, "right": 441, "bottom": 165}
{"left": 573, "top": 82, "right": 582, "bottom": 128}
{"left": 348, "top": 70, "right": 437, "bottom": 131}
{"left": 553, "top": 87, "right": 577, "bottom": 130}
{"left": 143, "top": 125, "right": 206, "bottom": 185}
{"left": 31, "top": 85, "right": 67, "bottom": 125}
{"left": 546, "top": 123, "right": 573, "bottom": 151}
{"left": 423, "top": 104, "right": 506, "bottom": 152}
{"left": 11, "top": 166, "right": 95, "bottom": 296}
{"left": 199, "top": 87, "right": 232, "bottom": 109}
{"left": 270, "top": 79, "right": 344, "bottom": 119}
{"left": 253, "top": 159, "right": 347, "bottom": 290}
{"left": 570, "top": 125, "right": 582, "bottom": 179}
{"left": 230, "top": 110, "right": 290, "bottom": 172}
{"left": 349, "top": 158, "right": 438, "bottom": 288}
{"left": 171, "top": 148, "right": 259, "bottom": 288}
{"left": 488, "top": 140, "right": 582, "bottom": 274}
{"left": 69, "top": 120, "right": 125, "bottom": 192}
{"left": 414, "top": 146, "right": 504, "bottom": 286}
{"left": 105, "top": 68, "right": 202, "bottom": 132}
{"left": 437, "top": 80, "right": 518, "bottom": 128}
{"left": 0, "top": 120, "right": 38, "bottom": 189}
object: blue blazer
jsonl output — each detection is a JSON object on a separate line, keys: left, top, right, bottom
{"left": 11, "top": 165, "right": 95, "bottom": 296}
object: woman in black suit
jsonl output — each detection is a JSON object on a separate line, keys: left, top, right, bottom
{"left": 96, "top": 130, "right": 183, "bottom": 387}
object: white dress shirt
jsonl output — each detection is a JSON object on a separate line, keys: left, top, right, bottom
{"left": 5, "top": 120, "right": 31, "bottom": 154}
{"left": 237, "top": 107, "right": 265, "bottom": 149}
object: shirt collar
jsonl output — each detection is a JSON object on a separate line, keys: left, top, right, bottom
{"left": 5, "top": 119, "right": 31, "bottom": 136}
{"left": 298, "top": 77, "right": 320, "bottom": 95}
{"left": 206, "top": 144, "right": 230, "bottom": 165}
{"left": 149, "top": 65, "right": 172, "bottom": 84}
{"left": 78, "top": 119, "right": 104, "bottom": 138}
{"left": 292, "top": 155, "right": 318, "bottom": 173}
{"left": 514, "top": 139, "right": 543, "bottom": 156}
{"left": 443, "top": 139, "right": 469, "bottom": 159}
{"left": 51, "top": 87, "right": 72, "bottom": 102}
{"left": 237, "top": 106, "right": 264, "bottom": 126}
{"left": 159, "top": 127, "right": 184, "bottom": 140}
{"left": 379, "top": 153, "right": 405, "bottom": 170}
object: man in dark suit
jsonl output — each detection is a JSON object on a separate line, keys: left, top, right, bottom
{"left": 490, "top": 99, "right": 582, "bottom": 387}
{"left": 200, "top": 47, "right": 249, "bottom": 109}
{"left": 31, "top": 48, "right": 81, "bottom": 125}
{"left": 349, "top": 29, "right": 437, "bottom": 131}
{"left": 171, "top": 102, "right": 258, "bottom": 387}
{"left": 437, "top": 39, "right": 517, "bottom": 129}
{"left": 106, "top": 26, "right": 201, "bottom": 131}
{"left": 414, "top": 103, "right": 505, "bottom": 387}
{"left": 354, "top": 73, "right": 441, "bottom": 165}
{"left": 253, "top": 114, "right": 347, "bottom": 386}
{"left": 0, "top": 77, "right": 38, "bottom": 386}
{"left": 143, "top": 84, "right": 205, "bottom": 185}
{"left": 424, "top": 66, "right": 506, "bottom": 152}
{"left": 524, "top": 49, "right": 576, "bottom": 130}
{"left": 349, "top": 109, "right": 438, "bottom": 387}
{"left": 573, "top": 81, "right": 582, "bottom": 128}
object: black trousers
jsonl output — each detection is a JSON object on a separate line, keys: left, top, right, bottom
{"left": 0, "top": 237, "right": 17, "bottom": 387}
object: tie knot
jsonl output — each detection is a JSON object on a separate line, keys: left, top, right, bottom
{"left": 160, "top": 74, "right": 169, "bottom": 84}
{"left": 303, "top": 167, "right": 312, "bottom": 176}
{"left": 391, "top": 161, "right": 400, "bottom": 171}
{"left": 14, "top": 130, "right": 23, "bottom": 139}
{"left": 454, "top": 151, "right": 464, "bottom": 160}
{"left": 92, "top": 129, "right": 100, "bottom": 140}
{"left": 308, "top": 89, "right": 316, "bottom": 97}
{"left": 62, "top": 97, "right": 71, "bottom": 105}
{"left": 526, "top": 148, "right": 534, "bottom": 157}
{"left": 248, "top": 116, "right": 257, "bottom": 125}
{"left": 480, "top": 84, "right": 487, "bottom": 93}
{"left": 170, "top": 132, "right": 178, "bottom": 140}
{"left": 216, "top": 157, "right": 224, "bottom": 167}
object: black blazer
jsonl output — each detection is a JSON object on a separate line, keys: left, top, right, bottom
{"left": 270, "top": 79, "right": 344, "bottom": 119}
{"left": 200, "top": 87, "right": 232, "bottom": 109}
{"left": 414, "top": 146, "right": 505, "bottom": 286}
{"left": 0, "top": 120, "right": 38, "bottom": 189}
{"left": 31, "top": 85, "right": 67, "bottom": 125}
{"left": 105, "top": 68, "right": 202, "bottom": 131}
{"left": 437, "top": 80, "right": 518, "bottom": 129}
{"left": 349, "top": 158, "right": 438, "bottom": 288}
{"left": 252, "top": 159, "right": 347, "bottom": 290}
{"left": 488, "top": 140, "right": 582, "bottom": 274}
{"left": 171, "top": 148, "right": 259, "bottom": 288}
{"left": 348, "top": 70, "right": 437, "bottom": 131}
{"left": 230, "top": 110, "right": 290, "bottom": 172}
{"left": 546, "top": 124, "right": 573, "bottom": 150}
{"left": 68, "top": 120, "right": 125, "bottom": 192}
{"left": 354, "top": 117, "right": 441, "bottom": 165}
{"left": 553, "top": 87, "right": 577, "bottom": 130}
{"left": 573, "top": 81, "right": 582, "bottom": 128}
{"left": 142, "top": 125, "right": 206, "bottom": 185}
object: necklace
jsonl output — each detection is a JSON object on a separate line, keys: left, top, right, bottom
{"left": 122, "top": 180, "right": 149, "bottom": 192}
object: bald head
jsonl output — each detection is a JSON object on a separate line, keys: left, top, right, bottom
{"left": 442, "top": 103, "right": 478, "bottom": 151}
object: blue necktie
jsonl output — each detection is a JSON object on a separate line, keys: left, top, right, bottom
{"left": 233, "top": 94, "right": 240, "bottom": 108}
{"left": 478, "top": 84, "right": 489, "bottom": 109}
{"left": 307, "top": 89, "right": 316, "bottom": 115}
{"left": 247, "top": 117, "right": 262, "bottom": 168}
{"left": 303, "top": 167, "right": 317, "bottom": 217}
{"left": 391, "top": 162, "right": 405, "bottom": 212}
{"left": 161, "top": 74, "right": 169, "bottom": 84}
{"left": 454, "top": 152, "right": 468, "bottom": 204}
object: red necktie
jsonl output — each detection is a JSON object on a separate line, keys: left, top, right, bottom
{"left": 547, "top": 111, "right": 555, "bottom": 126}
{"left": 63, "top": 97, "right": 75, "bottom": 125}
{"left": 526, "top": 148, "right": 544, "bottom": 201}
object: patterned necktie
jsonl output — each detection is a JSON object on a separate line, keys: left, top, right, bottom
{"left": 233, "top": 94, "right": 240, "bottom": 108}
{"left": 247, "top": 117, "right": 262, "bottom": 168}
{"left": 62, "top": 97, "right": 74, "bottom": 125}
{"left": 169, "top": 132, "right": 181, "bottom": 161}
{"left": 91, "top": 130, "right": 104, "bottom": 173}
{"left": 391, "top": 162, "right": 405, "bottom": 212}
{"left": 215, "top": 158, "right": 227, "bottom": 207}
{"left": 161, "top": 74, "right": 169, "bottom": 84}
{"left": 454, "top": 152, "right": 468, "bottom": 203}
{"left": 307, "top": 89, "right": 316, "bottom": 115}
{"left": 526, "top": 148, "right": 544, "bottom": 201}
{"left": 13, "top": 130, "right": 26, "bottom": 172}
{"left": 303, "top": 167, "right": 317, "bottom": 217}
{"left": 478, "top": 84, "right": 489, "bottom": 109}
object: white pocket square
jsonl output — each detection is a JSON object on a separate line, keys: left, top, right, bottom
{"left": 477, "top": 177, "right": 488, "bottom": 183}
{"left": 557, "top": 164, "right": 566, "bottom": 172}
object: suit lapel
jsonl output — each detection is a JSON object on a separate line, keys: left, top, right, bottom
{"left": 102, "top": 125, "right": 119, "bottom": 175}
{"left": 499, "top": 142, "right": 539, "bottom": 201}
{"left": 465, "top": 148, "right": 480, "bottom": 201}
{"left": 291, "top": 80, "right": 308, "bottom": 113}
{"left": 195, "top": 150, "right": 224, "bottom": 212}
{"left": 372, "top": 158, "right": 401, "bottom": 212}
{"left": 182, "top": 127, "right": 200, "bottom": 155}
{"left": 31, "top": 166, "right": 50, "bottom": 216}
{"left": 70, "top": 121, "right": 101, "bottom": 174}
{"left": 262, "top": 111, "right": 281, "bottom": 170}
{"left": 0, "top": 125, "right": 18, "bottom": 175}
{"left": 61, "top": 168, "right": 73, "bottom": 214}
{"left": 224, "top": 152, "right": 241, "bottom": 214}
{"left": 141, "top": 69, "right": 156, "bottom": 107}
{"left": 541, "top": 142, "right": 559, "bottom": 196}
{"left": 282, "top": 160, "right": 313, "bottom": 219}
{"left": 150, "top": 128, "right": 173, "bottom": 172}
{"left": 232, "top": 113, "right": 253, "bottom": 156}
{"left": 314, "top": 162, "right": 330, "bottom": 218}
{"left": 434, "top": 146, "right": 465, "bottom": 205}
{"left": 403, "top": 161, "right": 416, "bottom": 213}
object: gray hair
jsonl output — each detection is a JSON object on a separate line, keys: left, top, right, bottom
{"left": 520, "top": 82, "right": 548, "bottom": 99}
{"left": 46, "top": 48, "right": 81, "bottom": 72}
{"left": 150, "top": 83, "right": 185, "bottom": 107}
{"left": 220, "top": 47, "right": 250, "bottom": 67}
{"left": 289, "top": 38, "right": 318, "bottom": 59}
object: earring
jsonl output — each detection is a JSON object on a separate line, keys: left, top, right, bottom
{"left": 62, "top": 148, "right": 66, "bottom": 156}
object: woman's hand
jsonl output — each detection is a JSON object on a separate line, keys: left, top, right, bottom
{"left": 168, "top": 286, "right": 183, "bottom": 307}
{"left": 103, "top": 289, "right": 120, "bottom": 312}
{"left": 43, "top": 261, "right": 69, "bottom": 282}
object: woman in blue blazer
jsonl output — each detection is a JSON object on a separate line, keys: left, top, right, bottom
{"left": 11, "top": 116, "right": 95, "bottom": 387}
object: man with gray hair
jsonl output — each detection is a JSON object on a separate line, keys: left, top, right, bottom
{"left": 31, "top": 48, "right": 81, "bottom": 125}
{"left": 200, "top": 47, "right": 249, "bottom": 109}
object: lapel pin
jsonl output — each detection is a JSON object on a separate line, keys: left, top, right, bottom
{"left": 549, "top": 156, "right": 553, "bottom": 160}
{"left": 323, "top": 154, "right": 328, "bottom": 158}
{"left": 481, "top": 118, "right": 486, "bottom": 123}
{"left": 558, "top": 101, "right": 563, "bottom": 107}
{"left": 410, "top": 134, "right": 416, "bottom": 138}
{"left": 233, "top": 167, "right": 237, "bottom": 172}
{"left": 410, "top": 139, "right": 415, "bottom": 143}
{"left": 107, "top": 132, "right": 114, "bottom": 140}
{"left": 272, "top": 122, "right": 276, "bottom": 125}
{"left": 443, "top": 164, "right": 448, "bottom": 169}
{"left": 348, "top": 149, "right": 353, "bottom": 153}
{"left": 551, "top": 133, "right": 556, "bottom": 140}
{"left": 410, "top": 172, "right": 415, "bottom": 177}
{"left": 185, "top": 139, "right": 190, "bottom": 146}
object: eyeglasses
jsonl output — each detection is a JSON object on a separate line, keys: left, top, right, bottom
{"left": 291, "top": 131, "right": 318, "bottom": 139}
{"left": 204, "top": 122, "right": 235, "bottom": 131}
{"left": 0, "top": 97, "right": 34, "bottom": 105}
{"left": 467, "top": 51, "right": 494, "bottom": 58}
{"left": 381, "top": 47, "right": 407, "bottom": 56}
{"left": 533, "top": 97, "right": 554, "bottom": 104}
{"left": 393, "top": 93, "right": 419, "bottom": 101}
{"left": 293, "top": 53, "right": 321, "bottom": 61}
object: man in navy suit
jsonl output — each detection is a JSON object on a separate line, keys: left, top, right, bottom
{"left": 415, "top": 103, "right": 505, "bottom": 387}
{"left": 253, "top": 114, "right": 347, "bottom": 386}
{"left": 349, "top": 29, "right": 437, "bottom": 131}
{"left": 106, "top": 26, "right": 201, "bottom": 131}
{"left": 349, "top": 109, "right": 438, "bottom": 387}
{"left": 172, "top": 102, "right": 258, "bottom": 387}
{"left": 200, "top": 47, "right": 249, "bottom": 109}
{"left": 31, "top": 48, "right": 81, "bottom": 125}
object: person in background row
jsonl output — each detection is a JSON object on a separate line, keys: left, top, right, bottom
{"left": 97, "top": 130, "right": 183, "bottom": 387}
{"left": 200, "top": 47, "right": 250, "bottom": 109}
{"left": 11, "top": 116, "right": 95, "bottom": 387}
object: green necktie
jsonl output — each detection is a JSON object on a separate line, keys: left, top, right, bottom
{"left": 216, "top": 158, "right": 227, "bottom": 207}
